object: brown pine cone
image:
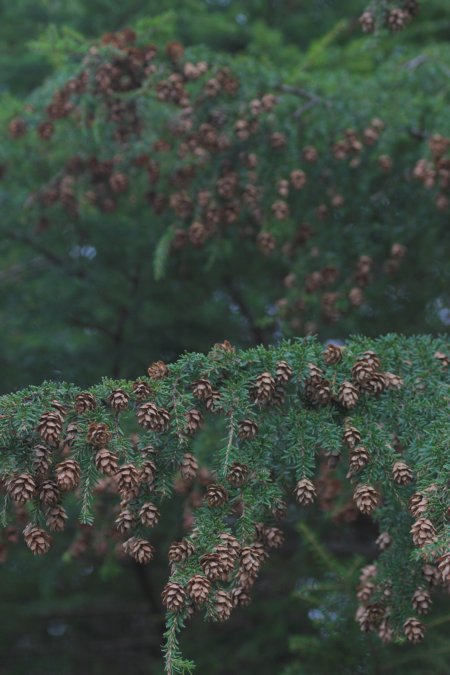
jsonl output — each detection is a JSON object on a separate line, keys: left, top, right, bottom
{"left": 214, "top": 545, "right": 237, "bottom": 573}
{"left": 137, "top": 402, "right": 171, "bottom": 432}
{"left": 227, "top": 462, "right": 249, "bottom": 487}
{"left": 378, "top": 618, "right": 393, "bottom": 644}
{"left": 351, "top": 360, "right": 375, "bottom": 384}
{"left": 168, "top": 540, "right": 195, "bottom": 563}
{"left": 187, "top": 574, "right": 211, "bottom": 605}
{"left": 411, "top": 518, "right": 437, "bottom": 547}
{"left": 200, "top": 552, "right": 228, "bottom": 581}
{"left": 32, "top": 444, "right": 52, "bottom": 475}
{"left": 139, "top": 460, "right": 157, "bottom": 486}
{"left": 115, "top": 508, "right": 135, "bottom": 533}
{"left": 392, "top": 461, "right": 413, "bottom": 485}
{"left": 205, "top": 484, "right": 228, "bottom": 507}
{"left": 384, "top": 372, "right": 403, "bottom": 389}
{"left": 7, "top": 474, "right": 36, "bottom": 503}
{"left": 205, "top": 390, "right": 222, "bottom": 413}
{"left": 185, "top": 409, "right": 203, "bottom": 434}
{"left": 147, "top": 360, "right": 169, "bottom": 380}
{"left": 264, "top": 527, "right": 284, "bottom": 549}
{"left": 231, "top": 586, "right": 252, "bottom": 607}
{"left": 357, "top": 582, "right": 374, "bottom": 604}
{"left": 254, "top": 371, "right": 276, "bottom": 403}
{"left": 294, "top": 478, "right": 316, "bottom": 506}
{"left": 214, "top": 590, "right": 233, "bottom": 621}
{"left": 338, "top": 381, "right": 359, "bottom": 409}
{"left": 353, "top": 484, "right": 379, "bottom": 515}
{"left": 238, "top": 419, "right": 258, "bottom": 439}
{"left": 132, "top": 380, "right": 153, "bottom": 400}
{"left": 87, "top": 422, "right": 111, "bottom": 446}
{"left": 276, "top": 360, "right": 293, "bottom": 383}
{"left": 74, "top": 392, "right": 97, "bottom": 413}
{"left": 108, "top": 389, "right": 129, "bottom": 411}
{"left": 95, "top": 449, "right": 119, "bottom": 476}
{"left": 412, "top": 588, "right": 432, "bottom": 615}
{"left": 434, "top": 351, "right": 449, "bottom": 368}
{"left": 240, "top": 546, "right": 262, "bottom": 576}
{"left": 323, "top": 344, "right": 344, "bottom": 365}
{"left": 361, "top": 373, "right": 387, "bottom": 395}
{"left": 39, "top": 480, "right": 60, "bottom": 506}
{"left": 139, "top": 502, "right": 160, "bottom": 527}
{"left": 162, "top": 582, "right": 186, "bottom": 612}
{"left": 359, "top": 10, "right": 375, "bottom": 33}
{"left": 361, "top": 351, "right": 381, "bottom": 370}
{"left": 46, "top": 505, "right": 68, "bottom": 532}
{"left": 347, "top": 446, "right": 370, "bottom": 475}
{"left": 436, "top": 553, "right": 450, "bottom": 583}
{"left": 387, "top": 8, "right": 410, "bottom": 31}
{"left": 180, "top": 453, "right": 198, "bottom": 481}
{"left": 403, "top": 617, "right": 425, "bottom": 643}
{"left": 192, "top": 379, "right": 213, "bottom": 400}
{"left": 64, "top": 423, "right": 78, "bottom": 446}
{"left": 37, "top": 411, "right": 63, "bottom": 445}
{"left": 218, "top": 532, "right": 241, "bottom": 557}
{"left": 375, "top": 532, "right": 392, "bottom": 551}
{"left": 125, "top": 537, "right": 154, "bottom": 564}
{"left": 343, "top": 425, "right": 361, "bottom": 449}
{"left": 55, "top": 460, "right": 81, "bottom": 491}
{"left": 116, "top": 464, "right": 139, "bottom": 495}
{"left": 409, "top": 493, "right": 428, "bottom": 518}
{"left": 23, "top": 524, "right": 51, "bottom": 555}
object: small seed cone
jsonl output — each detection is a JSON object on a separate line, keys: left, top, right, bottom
{"left": 353, "top": 484, "right": 379, "bottom": 515}
{"left": 187, "top": 574, "right": 211, "bottom": 605}
{"left": 23, "top": 524, "right": 51, "bottom": 555}
{"left": 7, "top": 474, "right": 36, "bottom": 503}
{"left": 411, "top": 518, "right": 437, "bottom": 547}
{"left": 338, "top": 381, "right": 359, "bottom": 409}
{"left": 162, "top": 582, "right": 186, "bottom": 611}
{"left": 46, "top": 505, "right": 68, "bottom": 532}
{"left": 95, "top": 448, "right": 119, "bottom": 476}
{"left": 294, "top": 478, "right": 316, "bottom": 506}
{"left": 205, "top": 484, "right": 228, "bottom": 507}
{"left": 392, "top": 461, "right": 413, "bottom": 485}
{"left": 238, "top": 419, "right": 258, "bottom": 439}
{"left": 39, "top": 480, "right": 60, "bottom": 506}
{"left": 227, "top": 462, "right": 249, "bottom": 487}
{"left": 180, "top": 453, "right": 198, "bottom": 481}
{"left": 55, "top": 460, "right": 81, "bottom": 491}
{"left": 403, "top": 617, "right": 425, "bottom": 643}
{"left": 214, "top": 590, "right": 233, "bottom": 621}
{"left": 412, "top": 588, "right": 432, "bottom": 615}
{"left": 139, "top": 502, "right": 160, "bottom": 527}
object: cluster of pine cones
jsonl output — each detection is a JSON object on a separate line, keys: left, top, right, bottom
{"left": 359, "top": 1, "right": 419, "bottom": 33}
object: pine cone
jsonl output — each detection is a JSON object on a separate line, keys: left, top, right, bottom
{"left": 37, "top": 411, "right": 63, "bottom": 445}
{"left": 276, "top": 360, "right": 293, "bottom": 383}
{"left": 55, "top": 460, "right": 81, "bottom": 491}
{"left": 422, "top": 563, "right": 439, "bottom": 586}
{"left": 137, "top": 402, "right": 171, "bottom": 432}
{"left": 294, "top": 478, "right": 316, "bottom": 506}
{"left": 409, "top": 493, "right": 427, "bottom": 518}
{"left": 39, "top": 480, "right": 60, "bottom": 506}
{"left": 201, "top": 552, "right": 228, "bottom": 581}
{"left": 187, "top": 574, "right": 211, "bottom": 605}
{"left": 7, "top": 474, "right": 36, "bottom": 503}
{"left": 147, "top": 360, "right": 169, "bottom": 380}
{"left": 323, "top": 344, "right": 344, "bottom": 365}
{"left": 263, "top": 527, "right": 284, "bottom": 549}
{"left": 384, "top": 372, "right": 404, "bottom": 389}
{"left": 353, "top": 484, "right": 379, "bottom": 514}
{"left": 168, "top": 540, "right": 195, "bottom": 563}
{"left": 192, "top": 379, "right": 213, "bottom": 400}
{"left": 240, "top": 546, "right": 262, "bottom": 576}
{"left": 411, "top": 518, "right": 437, "bottom": 547}
{"left": 162, "top": 582, "right": 186, "bottom": 611}
{"left": 132, "top": 380, "right": 153, "bottom": 400}
{"left": 375, "top": 532, "right": 392, "bottom": 551}
{"left": 343, "top": 425, "right": 361, "bottom": 449}
{"left": 231, "top": 586, "right": 252, "bottom": 607}
{"left": 115, "top": 508, "right": 135, "bottom": 533}
{"left": 64, "top": 423, "right": 78, "bottom": 446}
{"left": 139, "top": 460, "right": 157, "bottom": 486}
{"left": 214, "top": 590, "right": 233, "bottom": 621}
{"left": 74, "top": 392, "right": 97, "bottom": 413}
{"left": 87, "top": 422, "right": 112, "bottom": 446}
{"left": 338, "top": 382, "right": 359, "bottom": 409}
{"left": 116, "top": 464, "right": 139, "bottom": 495}
{"left": 437, "top": 553, "right": 450, "bottom": 583}
{"left": 271, "top": 499, "right": 287, "bottom": 520}
{"left": 205, "top": 390, "right": 222, "bottom": 413}
{"left": 392, "top": 461, "right": 413, "bottom": 485}
{"left": 254, "top": 371, "right": 276, "bottom": 404}
{"left": 32, "top": 444, "right": 52, "bottom": 475}
{"left": 347, "top": 446, "right": 370, "bottom": 475}
{"left": 357, "top": 582, "right": 374, "bottom": 604}
{"left": 218, "top": 532, "right": 241, "bottom": 557}
{"left": 214, "top": 545, "right": 237, "bottom": 573}
{"left": 378, "top": 619, "right": 393, "bottom": 644}
{"left": 180, "top": 453, "right": 198, "bottom": 481}
{"left": 359, "top": 10, "right": 375, "bottom": 33}
{"left": 205, "top": 484, "right": 228, "bottom": 507}
{"left": 361, "top": 373, "right": 386, "bottom": 395}
{"left": 23, "top": 524, "right": 51, "bottom": 555}
{"left": 125, "top": 537, "right": 154, "bottom": 564}
{"left": 387, "top": 8, "right": 410, "bottom": 31}
{"left": 95, "top": 448, "right": 119, "bottom": 476}
{"left": 227, "top": 462, "right": 249, "bottom": 487}
{"left": 185, "top": 409, "right": 203, "bottom": 434}
{"left": 434, "top": 351, "right": 449, "bottom": 368}
{"left": 139, "top": 502, "right": 160, "bottom": 527}
{"left": 412, "top": 588, "right": 432, "bottom": 615}
{"left": 361, "top": 351, "right": 381, "bottom": 370}
{"left": 46, "top": 505, "right": 68, "bottom": 532}
{"left": 403, "top": 617, "right": 425, "bottom": 643}
{"left": 238, "top": 419, "right": 258, "bottom": 439}
{"left": 108, "top": 389, "right": 129, "bottom": 411}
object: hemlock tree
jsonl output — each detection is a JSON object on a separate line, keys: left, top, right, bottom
{"left": 0, "top": 12, "right": 449, "bottom": 675}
